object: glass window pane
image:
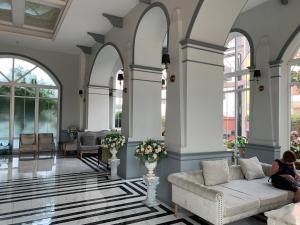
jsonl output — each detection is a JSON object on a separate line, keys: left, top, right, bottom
{"left": 236, "top": 36, "right": 250, "bottom": 70}
{"left": 0, "top": 96, "right": 10, "bottom": 143}
{"left": 0, "top": 85, "right": 10, "bottom": 95}
{"left": 15, "top": 87, "right": 36, "bottom": 97}
{"left": 0, "top": 0, "right": 12, "bottom": 22}
{"left": 13, "top": 58, "right": 36, "bottom": 81}
{"left": 14, "top": 98, "right": 35, "bottom": 148}
{"left": 237, "top": 74, "right": 250, "bottom": 89}
{"left": 25, "top": 1, "right": 61, "bottom": 30}
{"left": 224, "top": 76, "right": 235, "bottom": 91}
{"left": 39, "top": 89, "right": 58, "bottom": 98}
{"left": 223, "top": 92, "right": 235, "bottom": 146}
{"left": 237, "top": 90, "right": 250, "bottom": 138}
{"left": 17, "top": 67, "right": 56, "bottom": 86}
{"left": 39, "top": 99, "right": 58, "bottom": 136}
{"left": 0, "top": 58, "right": 13, "bottom": 80}
{"left": 291, "top": 83, "right": 300, "bottom": 137}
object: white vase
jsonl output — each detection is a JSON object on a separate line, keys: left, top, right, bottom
{"left": 145, "top": 161, "right": 157, "bottom": 178}
{"left": 110, "top": 147, "right": 118, "bottom": 160}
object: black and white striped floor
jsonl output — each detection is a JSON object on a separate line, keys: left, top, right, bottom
{"left": 0, "top": 155, "right": 266, "bottom": 225}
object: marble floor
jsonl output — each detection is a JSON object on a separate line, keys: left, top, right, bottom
{"left": 0, "top": 154, "right": 266, "bottom": 225}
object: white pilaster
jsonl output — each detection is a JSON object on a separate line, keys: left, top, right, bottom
{"left": 87, "top": 87, "right": 110, "bottom": 131}
{"left": 129, "top": 65, "right": 162, "bottom": 141}
{"left": 180, "top": 40, "right": 226, "bottom": 153}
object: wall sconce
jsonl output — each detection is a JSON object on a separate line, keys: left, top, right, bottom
{"left": 162, "top": 79, "right": 166, "bottom": 86}
{"left": 79, "top": 89, "right": 83, "bottom": 97}
{"left": 162, "top": 53, "right": 175, "bottom": 83}
{"left": 253, "top": 70, "right": 264, "bottom": 92}
{"left": 117, "top": 73, "right": 124, "bottom": 86}
{"left": 162, "top": 53, "right": 170, "bottom": 69}
{"left": 123, "top": 88, "right": 127, "bottom": 93}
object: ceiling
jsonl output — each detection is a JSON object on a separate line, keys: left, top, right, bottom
{"left": 0, "top": 0, "right": 139, "bottom": 55}
{"left": 0, "top": 0, "right": 271, "bottom": 55}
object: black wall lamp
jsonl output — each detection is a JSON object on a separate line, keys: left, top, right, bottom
{"left": 162, "top": 53, "right": 175, "bottom": 83}
{"left": 79, "top": 89, "right": 83, "bottom": 97}
{"left": 253, "top": 70, "right": 264, "bottom": 92}
{"left": 117, "top": 73, "right": 124, "bottom": 86}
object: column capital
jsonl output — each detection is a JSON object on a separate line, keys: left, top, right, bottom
{"left": 269, "top": 59, "right": 283, "bottom": 68}
{"left": 180, "top": 38, "right": 227, "bottom": 53}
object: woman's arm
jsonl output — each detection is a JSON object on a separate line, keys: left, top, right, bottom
{"left": 270, "top": 161, "right": 279, "bottom": 176}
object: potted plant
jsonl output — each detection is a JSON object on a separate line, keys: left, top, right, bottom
{"left": 101, "top": 132, "right": 126, "bottom": 159}
{"left": 134, "top": 139, "right": 167, "bottom": 177}
{"left": 236, "top": 136, "right": 247, "bottom": 158}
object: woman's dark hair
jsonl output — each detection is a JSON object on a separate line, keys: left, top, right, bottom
{"left": 283, "top": 150, "right": 297, "bottom": 163}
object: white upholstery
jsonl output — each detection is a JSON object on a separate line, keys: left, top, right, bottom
{"left": 239, "top": 157, "right": 265, "bottom": 180}
{"left": 168, "top": 163, "right": 296, "bottom": 225}
{"left": 202, "top": 159, "right": 230, "bottom": 186}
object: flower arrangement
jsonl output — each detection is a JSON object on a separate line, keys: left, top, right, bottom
{"left": 134, "top": 139, "right": 167, "bottom": 163}
{"left": 101, "top": 132, "right": 126, "bottom": 150}
{"left": 291, "top": 131, "right": 300, "bottom": 158}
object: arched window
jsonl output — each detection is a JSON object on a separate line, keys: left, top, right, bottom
{"left": 223, "top": 33, "right": 251, "bottom": 150}
{"left": 0, "top": 56, "right": 60, "bottom": 149}
{"left": 289, "top": 47, "right": 300, "bottom": 151}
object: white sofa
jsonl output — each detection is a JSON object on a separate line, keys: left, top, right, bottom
{"left": 168, "top": 164, "right": 295, "bottom": 225}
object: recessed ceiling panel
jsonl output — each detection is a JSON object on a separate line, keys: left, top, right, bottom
{"left": 25, "top": 1, "right": 61, "bottom": 30}
{"left": 0, "top": 0, "right": 12, "bottom": 23}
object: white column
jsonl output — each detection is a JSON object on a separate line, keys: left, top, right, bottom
{"left": 79, "top": 53, "right": 86, "bottom": 130}
{"left": 180, "top": 40, "right": 226, "bottom": 153}
{"left": 129, "top": 65, "right": 162, "bottom": 141}
{"left": 87, "top": 87, "right": 110, "bottom": 131}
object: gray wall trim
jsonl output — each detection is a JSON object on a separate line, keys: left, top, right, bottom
{"left": 88, "top": 85, "right": 110, "bottom": 90}
{"left": 269, "top": 59, "right": 284, "bottom": 67}
{"left": 185, "top": 0, "right": 204, "bottom": 39}
{"left": 230, "top": 28, "right": 255, "bottom": 67}
{"left": 182, "top": 59, "right": 224, "bottom": 68}
{"left": 168, "top": 151, "right": 232, "bottom": 161}
{"left": 276, "top": 24, "right": 300, "bottom": 61}
{"left": 245, "top": 143, "right": 281, "bottom": 164}
{"left": 88, "top": 42, "right": 124, "bottom": 86}
{"left": 87, "top": 32, "right": 105, "bottom": 43}
{"left": 76, "top": 45, "right": 92, "bottom": 55}
{"left": 140, "top": 0, "right": 151, "bottom": 4}
{"left": 132, "top": 2, "right": 170, "bottom": 65}
{"left": 0, "top": 52, "right": 63, "bottom": 143}
{"left": 180, "top": 38, "right": 227, "bottom": 52}
{"left": 102, "top": 13, "right": 123, "bottom": 28}
{"left": 131, "top": 78, "right": 161, "bottom": 83}
{"left": 181, "top": 45, "right": 224, "bottom": 55}
{"left": 130, "top": 64, "right": 163, "bottom": 72}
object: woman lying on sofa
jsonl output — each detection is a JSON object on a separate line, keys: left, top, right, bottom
{"left": 270, "top": 150, "right": 300, "bottom": 203}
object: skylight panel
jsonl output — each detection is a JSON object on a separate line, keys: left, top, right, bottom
{"left": 24, "top": 1, "right": 61, "bottom": 30}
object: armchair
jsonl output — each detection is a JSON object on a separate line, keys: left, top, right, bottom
{"left": 77, "top": 130, "right": 110, "bottom": 160}
{"left": 19, "top": 134, "right": 38, "bottom": 157}
{"left": 38, "top": 133, "right": 55, "bottom": 154}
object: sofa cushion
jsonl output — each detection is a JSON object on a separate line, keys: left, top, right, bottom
{"left": 81, "top": 136, "right": 96, "bottom": 146}
{"left": 211, "top": 185, "right": 260, "bottom": 217}
{"left": 201, "top": 159, "right": 230, "bottom": 186}
{"left": 220, "top": 178, "right": 289, "bottom": 207}
{"left": 239, "top": 157, "right": 265, "bottom": 180}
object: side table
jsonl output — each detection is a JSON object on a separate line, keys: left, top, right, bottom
{"left": 265, "top": 203, "right": 300, "bottom": 225}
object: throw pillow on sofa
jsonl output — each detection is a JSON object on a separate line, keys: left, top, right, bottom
{"left": 201, "top": 159, "right": 230, "bottom": 186}
{"left": 239, "top": 156, "right": 265, "bottom": 180}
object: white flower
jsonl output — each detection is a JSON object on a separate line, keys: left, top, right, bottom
{"left": 153, "top": 153, "right": 157, "bottom": 159}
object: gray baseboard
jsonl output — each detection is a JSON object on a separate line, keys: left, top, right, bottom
{"left": 245, "top": 143, "right": 281, "bottom": 164}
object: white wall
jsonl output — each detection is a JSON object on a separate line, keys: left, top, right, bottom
{"left": 0, "top": 43, "right": 80, "bottom": 130}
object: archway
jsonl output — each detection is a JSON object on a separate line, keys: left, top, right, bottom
{"left": 0, "top": 54, "right": 61, "bottom": 149}
{"left": 88, "top": 44, "right": 123, "bottom": 131}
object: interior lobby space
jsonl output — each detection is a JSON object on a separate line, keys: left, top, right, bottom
{"left": 0, "top": 0, "right": 300, "bottom": 224}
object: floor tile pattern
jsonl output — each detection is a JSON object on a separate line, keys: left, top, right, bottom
{"left": 0, "top": 155, "right": 266, "bottom": 225}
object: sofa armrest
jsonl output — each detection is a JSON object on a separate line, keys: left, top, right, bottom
{"left": 168, "top": 173, "right": 224, "bottom": 202}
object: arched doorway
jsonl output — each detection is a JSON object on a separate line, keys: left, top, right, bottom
{"left": 0, "top": 55, "right": 61, "bottom": 149}
{"left": 88, "top": 44, "right": 123, "bottom": 131}
{"left": 223, "top": 32, "right": 252, "bottom": 152}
